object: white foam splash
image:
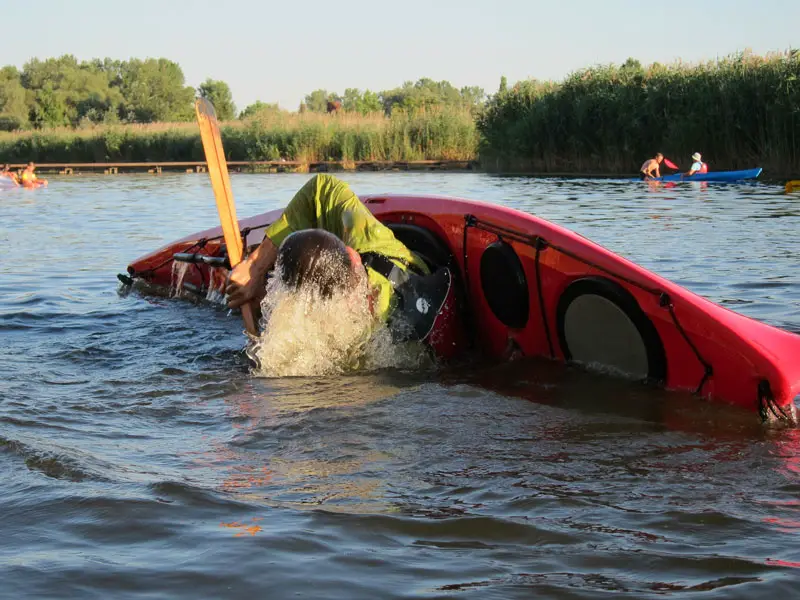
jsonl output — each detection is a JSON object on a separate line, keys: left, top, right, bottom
{"left": 249, "top": 264, "right": 431, "bottom": 377}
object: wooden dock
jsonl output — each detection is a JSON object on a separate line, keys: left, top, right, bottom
{"left": 5, "top": 160, "right": 478, "bottom": 175}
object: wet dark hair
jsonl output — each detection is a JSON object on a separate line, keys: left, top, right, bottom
{"left": 276, "top": 229, "right": 355, "bottom": 298}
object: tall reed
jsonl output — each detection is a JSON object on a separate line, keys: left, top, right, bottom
{"left": 478, "top": 50, "right": 800, "bottom": 175}
{"left": 0, "top": 108, "right": 478, "bottom": 164}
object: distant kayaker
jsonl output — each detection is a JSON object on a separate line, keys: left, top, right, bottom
{"left": 639, "top": 153, "right": 664, "bottom": 180}
{"left": 1, "top": 164, "right": 19, "bottom": 186}
{"left": 20, "top": 162, "right": 48, "bottom": 188}
{"left": 685, "top": 153, "right": 708, "bottom": 177}
{"left": 225, "top": 174, "right": 456, "bottom": 352}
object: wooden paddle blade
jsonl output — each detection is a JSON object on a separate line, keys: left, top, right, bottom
{"left": 194, "top": 98, "right": 257, "bottom": 335}
{"left": 195, "top": 98, "right": 243, "bottom": 266}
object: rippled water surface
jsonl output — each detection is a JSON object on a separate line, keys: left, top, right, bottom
{"left": 2, "top": 173, "right": 800, "bottom": 598}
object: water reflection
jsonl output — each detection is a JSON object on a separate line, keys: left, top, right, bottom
{"left": 191, "top": 372, "right": 427, "bottom": 514}
{"left": 4, "top": 174, "right": 800, "bottom": 598}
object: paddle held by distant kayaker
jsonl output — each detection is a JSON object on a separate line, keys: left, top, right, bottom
{"left": 225, "top": 174, "right": 455, "bottom": 344}
{"left": 639, "top": 153, "right": 664, "bottom": 180}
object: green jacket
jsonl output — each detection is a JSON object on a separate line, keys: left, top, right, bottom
{"left": 265, "top": 174, "right": 428, "bottom": 322}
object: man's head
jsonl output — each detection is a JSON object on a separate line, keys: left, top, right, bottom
{"left": 655, "top": 153, "right": 664, "bottom": 163}
{"left": 276, "top": 229, "right": 364, "bottom": 298}
{"left": 26, "top": 162, "right": 35, "bottom": 171}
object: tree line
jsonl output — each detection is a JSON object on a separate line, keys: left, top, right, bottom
{"left": 0, "top": 55, "right": 242, "bottom": 130}
{"left": 301, "top": 80, "right": 485, "bottom": 115}
{"left": 3, "top": 51, "right": 798, "bottom": 176}
{"left": 0, "top": 54, "right": 485, "bottom": 131}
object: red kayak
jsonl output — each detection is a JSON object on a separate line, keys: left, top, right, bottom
{"left": 124, "top": 193, "right": 800, "bottom": 422}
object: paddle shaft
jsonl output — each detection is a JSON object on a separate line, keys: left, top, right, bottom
{"left": 194, "top": 98, "right": 258, "bottom": 336}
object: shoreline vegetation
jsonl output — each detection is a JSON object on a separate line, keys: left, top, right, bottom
{"left": 0, "top": 50, "right": 798, "bottom": 176}
{"left": 0, "top": 108, "right": 478, "bottom": 168}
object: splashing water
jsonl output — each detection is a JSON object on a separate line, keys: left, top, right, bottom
{"left": 206, "top": 266, "right": 226, "bottom": 304}
{"left": 171, "top": 262, "right": 191, "bottom": 298}
{"left": 249, "top": 264, "right": 431, "bottom": 377}
{"left": 167, "top": 262, "right": 227, "bottom": 303}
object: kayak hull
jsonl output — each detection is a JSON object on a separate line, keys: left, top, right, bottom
{"left": 654, "top": 168, "right": 763, "bottom": 182}
{"left": 126, "top": 193, "right": 800, "bottom": 421}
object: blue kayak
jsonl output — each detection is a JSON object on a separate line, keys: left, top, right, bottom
{"left": 654, "top": 168, "right": 763, "bottom": 182}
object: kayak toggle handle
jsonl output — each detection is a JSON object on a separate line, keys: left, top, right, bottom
{"left": 173, "top": 252, "right": 231, "bottom": 269}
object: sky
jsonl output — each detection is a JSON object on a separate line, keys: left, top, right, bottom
{"left": 1, "top": 0, "right": 797, "bottom": 111}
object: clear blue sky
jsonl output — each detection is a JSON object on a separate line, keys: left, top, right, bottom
{"left": 3, "top": 0, "right": 796, "bottom": 111}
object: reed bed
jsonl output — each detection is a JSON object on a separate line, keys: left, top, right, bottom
{"left": 0, "top": 108, "right": 478, "bottom": 164}
{"left": 478, "top": 50, "right": 800, "bottom": 175}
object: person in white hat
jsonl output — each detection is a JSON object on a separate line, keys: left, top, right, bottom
{"left": 685, "top": 152, "right": 708, "bottom": 176}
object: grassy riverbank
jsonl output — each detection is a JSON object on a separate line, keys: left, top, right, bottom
{"left": 0, "top": 108, "right": 478, "bottom": 165}
{"left": 2, "top": 51, "right": 798, "bottom": 175}
{"left": 478, "top": 50, "right": 800, "bottom": 176}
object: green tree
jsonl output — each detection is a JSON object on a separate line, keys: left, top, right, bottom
{"left": 0, "top": 66, "right": 29, "bottom": 128}
{"left": 239, "top": 100, "right": 281, "bottom": 119}
{"left": 380, "top": 78, "right": 466, "bottom": 114}
{"left": 359, "top": 90, "right": 383, "bottom": 113}
{"left": 459, "top": 86, "right": 485, "bottom": 110}
{"left": 86, "top": 57, "right": 125, "bottom": 87}
{"left": 303, "top": 89, "right": 341, "bottom": 112}
{"left": 31, "top": 85, "right": 69, "bottom": 128}
{"left": 20, "top": 55, "right": 123, "bottom": 126}
{"left": 118, "top": 58, "right": 195, "bottom": 122}
{"left": 342, "top": 88, "right": 383, "bottom": 114}
{"left": 304, "top": 89, "right": 329, "bottom": 112}
{"left": 342, "top": 88, "right": 362, "bottom": 112}
{"left": 198, "top": 78, "right": 236, "bottom": 120}
{"left": 621, "top": 57, "right": 643, "bottom": 71}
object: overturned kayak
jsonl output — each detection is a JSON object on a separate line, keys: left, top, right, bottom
{"left": 654, "top": 168, "right": 763, "bottom": 182}
{"left": 124, "top": 193, "right": 800, "bottom": 422}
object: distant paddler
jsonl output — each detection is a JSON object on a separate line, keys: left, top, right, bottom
{"left": 684, "top": 152, "right": 708, "bottom": 177}
{"left": 20, "top": 162, "right": 48, "bottom": 188}
{"left": 639, "top": 153, "right": 664, "bottom": 180}
{"left": 1, "top": 164, "right": 19, "bottom": 186}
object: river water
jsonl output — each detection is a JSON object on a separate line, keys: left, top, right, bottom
{"left": 2, "top": 173, "right": 799, "bottom": 598}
